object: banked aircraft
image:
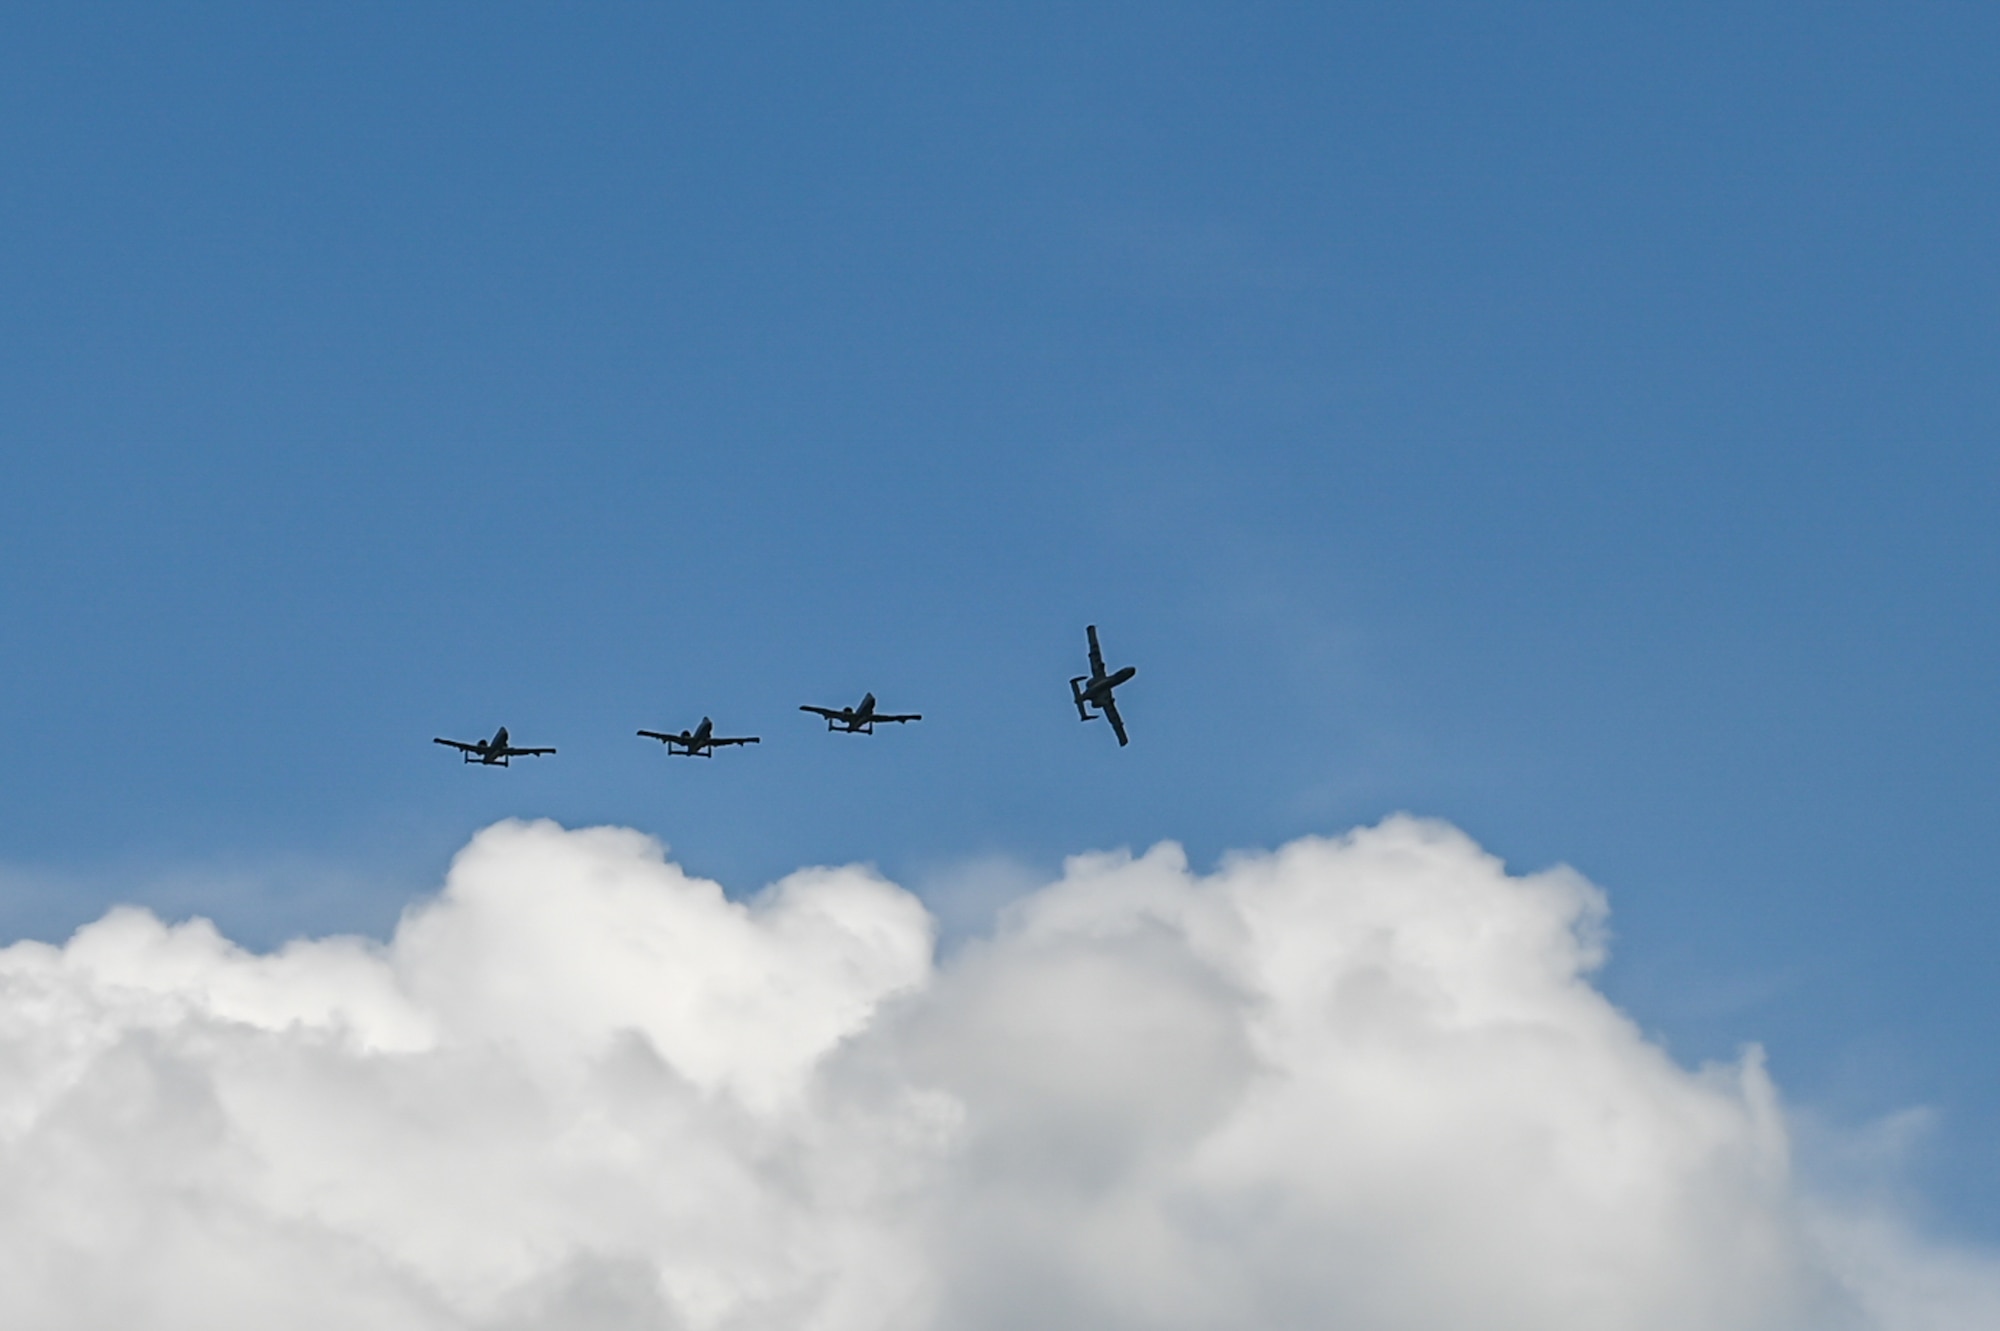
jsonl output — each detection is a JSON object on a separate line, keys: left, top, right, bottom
{"left": 1071, "top": 624, "right": 1137, "bottom": 746}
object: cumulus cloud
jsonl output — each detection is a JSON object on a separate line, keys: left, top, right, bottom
{"left": 0, "top": 816, "right": 1992, "bottom": 1329}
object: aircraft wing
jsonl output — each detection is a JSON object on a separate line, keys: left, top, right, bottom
{"left": 637, "top": 730, "right": 676, "bottom": 743}
{"left": 710, "top": 736, "right": 760, "bottom": 747}
{"left": 1100, "top": 696, "right": 1129, "bottom": 747}
{"left": 1086, "top": 625, "right": 1106, "bottom": 676}
{"left": 506, "top": 746, "right": 556, "bottom": 757}
{"left": 799, "top": 705, "right": 843, "bottom": 720}
{"left": 874, "top": 713, "right": 922, "bottom": 724}
{"left": 433, "top": 737, "right": 479, "bottom": 753}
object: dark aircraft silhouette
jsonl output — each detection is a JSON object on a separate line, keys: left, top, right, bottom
{"left": 432, "top": 727, "right": 556, "bottom": 766}
{"left": 800, "top": 692, "right": 921, "bottom": 734}
{"left": 1071, "top": 625, "right": 1136, "bottom": 746}
{"left": 638, "top": 717, "right": 760, "bottom": 758}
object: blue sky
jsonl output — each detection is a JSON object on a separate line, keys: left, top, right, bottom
{"left": 2, "top": 2, "right": 1996, "bottom": 1237}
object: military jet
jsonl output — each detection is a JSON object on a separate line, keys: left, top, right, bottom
{"left": 800, "top": 692, "right": 922, "bottom": 734}
{"left": 638, "top": 717, "right": 760, "bottom": 758}
{"left": 1071, "top": 624, "right": 1136, "bottom": 746}
{"left": 432, "top": 726, "right": 556, "bottom": 766}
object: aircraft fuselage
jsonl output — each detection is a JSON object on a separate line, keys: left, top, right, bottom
{"left": 1079, "top": 665, "right": 1136, "bottom": 705}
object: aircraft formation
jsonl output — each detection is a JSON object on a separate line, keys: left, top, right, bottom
{"left": 432, "top": 624, "right": 1137, "bottom": 765}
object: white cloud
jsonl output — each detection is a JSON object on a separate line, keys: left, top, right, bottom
{"left": 0, "top": 815, "right": 1992, "bottom": 1329}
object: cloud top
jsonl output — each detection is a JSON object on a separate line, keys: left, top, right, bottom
{"left": 0, "top": 816, "right": 1991, "bottom": 1329}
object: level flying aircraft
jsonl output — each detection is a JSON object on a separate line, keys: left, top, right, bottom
{"left": 1071, "top": 624, "right": 1136, "bottom": 746}
{"left": 432, "top": 726, "right": 556, "bottom": 766}
{"left": 638, "top": 717, "right": 760, "bottom": 757}
{"left": 800, "top": 692, "right": 921, "bottom": 734}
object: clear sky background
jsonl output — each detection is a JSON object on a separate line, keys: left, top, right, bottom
{"left": 1, "top": 1, "right": 1995, "bottom": 1239}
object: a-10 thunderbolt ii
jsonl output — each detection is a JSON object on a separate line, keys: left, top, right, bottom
{"left": 432, "top": 726, "right": 556, "bottom": 766}
{"left": 637, "top": 717, "right": 760, "bottom": 757}
{"left": 800, "top": 692, "right": 922, "bottom": 734}
{"left": 1071, "top": 624, "right": 1136, "bottom": 746}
